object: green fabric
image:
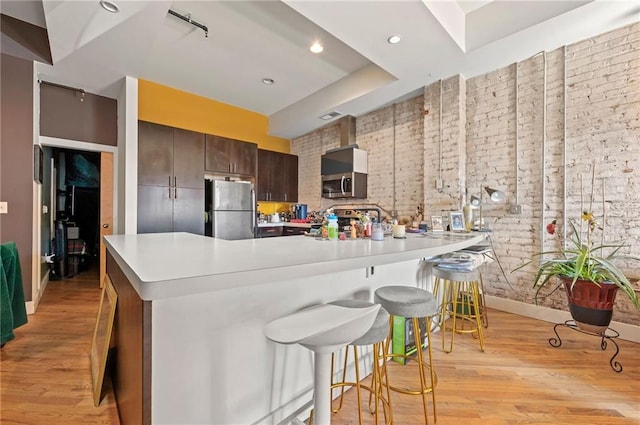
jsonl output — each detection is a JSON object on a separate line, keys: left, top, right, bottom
{"left": 1, "top": 242, "right": 28, "bottom": 345}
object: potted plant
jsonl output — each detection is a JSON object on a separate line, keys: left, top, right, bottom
{"left": 514, "top": 167, "right": 640, "bottom": 334}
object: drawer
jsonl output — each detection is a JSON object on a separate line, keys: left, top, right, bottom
{"left": 256, "top": 226, "right": 283, "bottom": 238}
{"left": 282, "top": 226, "right": 306, "bottom": 236}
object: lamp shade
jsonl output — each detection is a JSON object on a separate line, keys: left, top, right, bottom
{"left": 469, "top": 195, "right": 481, "bottom": 207}
{"left": 484, "top": 187, "right": 505, "bottom": 202}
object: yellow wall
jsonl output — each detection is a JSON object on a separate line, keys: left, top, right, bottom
{"left": 138, "top": 79, "right": 292, "bottom": 214}
{"left": 138, "top": 79, "right": 290, "bottom": 153}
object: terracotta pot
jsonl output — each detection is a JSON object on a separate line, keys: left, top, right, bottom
{"left": 561, "top": 277, "right": 618, "bottom": 334}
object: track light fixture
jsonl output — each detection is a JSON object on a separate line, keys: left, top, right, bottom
{"left": 168, "top": 9, "right": 208, "bottom": 38}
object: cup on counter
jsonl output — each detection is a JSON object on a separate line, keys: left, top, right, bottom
{"left": 371, "top": 223, "right": 384, "bottom": 241}
{"left": 392, "top": 224, "right": 406, "bottom": 238}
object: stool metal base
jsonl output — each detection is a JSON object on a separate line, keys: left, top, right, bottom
{"left": 330, "top": 342, "right": 392, "bottom": 425}
{"left": 382, "top": 316, "right": 437, "bottom": 425}
{"left": 434, "top": 277, "right": 485, "bottom": 353}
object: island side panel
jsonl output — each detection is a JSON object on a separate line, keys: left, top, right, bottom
{"left": 107, "top": 251, "right": 152, "bottom": 425}
{"left": 151, "top": 259, "right": 424, "bottom": 424}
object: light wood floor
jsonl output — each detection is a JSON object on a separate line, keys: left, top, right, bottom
{"left": 1, "top": 268, "right": 639, "bottom": 425}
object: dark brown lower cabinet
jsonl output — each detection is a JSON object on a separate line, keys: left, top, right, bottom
{"left": 137, "top": 186, "right": 204, "bottom": 235}
{"left": 173, "top": 188, "right": 205, "bottom": 234}
{"left": 282, "top": 226, "right": 306, "bottom": 236}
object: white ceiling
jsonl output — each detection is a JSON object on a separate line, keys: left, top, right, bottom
{"left": 3, "top": 0, "right": 639, "bottom": 139}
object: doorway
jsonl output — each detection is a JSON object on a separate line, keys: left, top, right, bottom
{"left": 47, "top": 148, "right": 101, "bottom": 279}
{"left": 40, "top": 147, "right": 113, "bottom": 288}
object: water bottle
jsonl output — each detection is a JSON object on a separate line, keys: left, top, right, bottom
{"left": 327, "top": 214, "right": 339, "bottom": 240}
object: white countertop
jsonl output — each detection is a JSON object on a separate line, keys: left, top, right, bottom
{"left": 105, "top": 232, "right": 486, "bottom": 301}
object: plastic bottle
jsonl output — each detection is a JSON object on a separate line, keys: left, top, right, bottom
{"left": 371, "top": 223, "right": 384, "bottom": 241}
{"left": 327, "top": 214, "right": 339, "bottom": 240}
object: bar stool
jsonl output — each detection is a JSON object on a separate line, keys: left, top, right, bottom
{"left": 433, "top": 266, "right": 485, "bottom": 353}
{"left": 264, "top": 303, "right": 381, "bottom": 425}
{"left": 329, "top": 300, "right": 392, "bottom": 425}
{"left": 374, "top": 286, "right": 438, "bottom": 425}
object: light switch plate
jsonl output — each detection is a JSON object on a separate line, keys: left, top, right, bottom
{"left": 0, "top": 201, "right": 7, "bottom": 214}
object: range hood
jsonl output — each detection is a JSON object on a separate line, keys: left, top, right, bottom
{"left": 321, "top": 116, "right": 367, "bottom": 175}
{"left": 321, "top": 116, "right": 367, "bottom": 198}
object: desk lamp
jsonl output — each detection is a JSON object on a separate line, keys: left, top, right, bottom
{"left": 469, "top": 186, "right": 505, "bottom": 231}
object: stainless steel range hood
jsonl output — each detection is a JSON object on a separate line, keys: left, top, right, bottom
{"left": 321, "top": 116, "right": 367, "bottom": 198}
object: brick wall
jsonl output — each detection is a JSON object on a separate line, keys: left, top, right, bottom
{"left": 423, "top": 75, "right": 467, "bottom": 220}
{"left": 291, "top": 21, "right": 640, "bottom": 325}
{"left": 465, "top": 21, "right": 640, "bottom": 324}
{"left": 291, "top": 97, "right": 424, "bottom": 222}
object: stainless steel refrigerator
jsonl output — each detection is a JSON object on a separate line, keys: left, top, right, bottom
{"left": 208, "top": 180, "right": 255, "bottom": 240}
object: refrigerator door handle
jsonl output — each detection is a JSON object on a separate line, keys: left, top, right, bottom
{"left": 251, "top": 188, "right": 256, "bottom": 236}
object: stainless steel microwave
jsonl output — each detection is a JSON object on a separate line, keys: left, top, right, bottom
{"left": 321, "top": 172, "right": 367, "bottom": 199}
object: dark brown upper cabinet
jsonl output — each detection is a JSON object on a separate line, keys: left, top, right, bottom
{"left": 257, "top": 149, "right": 298, "bottom": 202}
{"left": 205, "top": 135, "right": 257, "bottom": 176}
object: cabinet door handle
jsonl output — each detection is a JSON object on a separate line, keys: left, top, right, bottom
{"left": 174, "top": 176, "right": 177, "bottom": 188}
{"left": 169, "top": 175, "right": 172, "bottom": 187}
{"left": 168, "top": 186, "right": 172, "bottom": 199}
{"left": 174, "top": 187, "right": 178, "bottom": 199}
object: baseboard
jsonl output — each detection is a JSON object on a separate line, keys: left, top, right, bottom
{"left": 26, "top": 271, "right": 50, "bottom": 315}
{"left": 485, "top": 295, "right": 640, "bottom": 343}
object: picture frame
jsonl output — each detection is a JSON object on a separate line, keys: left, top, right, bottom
{"left": 449, "top": 211, "right": 465, "bottom": 231}
{"left": 430, "top": 215, "right": 444, "bottom": 232}
{"left": 90, "top": 274, "right": 117, "bottom": 407}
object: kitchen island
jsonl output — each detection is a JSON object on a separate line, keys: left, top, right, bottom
{"left": 104, "top": 231, "right": 486, "bottom": 425}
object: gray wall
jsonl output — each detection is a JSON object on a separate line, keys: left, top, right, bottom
{"left": 1, "top": 53, "right": 34, "bottom": 301}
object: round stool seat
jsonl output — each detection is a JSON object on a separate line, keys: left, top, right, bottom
{"left": 374, "top": 286, "right": 437, "bottom": 319}
{"left": 264, "top": 303, "right": 380, "bottom": 425}
{"left": 433, "top": 266, "right": 480, "bottom": 282}
{"left": 328, "top": 300, "right": 392, "bottom": 425}
{"left": 264, "top": 303, "right": 380, "bottom": 350}
{"left": 329, "top": 300, "right": 389, "bottom": 346}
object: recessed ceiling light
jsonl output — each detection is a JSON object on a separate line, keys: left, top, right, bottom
{"left": 387, "top": 35, "right": 401, "bottom": 44}
{"left": 100, "top": 0, "right": 119, "bottom": 13}
{"left": 310, "top": 42, "right": 324, "bottom": 54}
{"left": 261, "top": 78, "right": 274, "bottom": 85}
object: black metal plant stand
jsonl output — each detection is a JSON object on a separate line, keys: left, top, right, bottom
{"left": 548, "top": 320, "right": 622, "bottom": 373}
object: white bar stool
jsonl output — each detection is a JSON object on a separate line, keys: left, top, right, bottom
{"left": 432, "top": 266, "right": 485, "bottom": 353}
{"left": 329, "top": 300, "right": 392, "bottom": 425}
{"left": 264, "top": 303, "right": 381, "bottom": 425}
{"left": 374, "top": 286, "right": 438, "bottom": 425}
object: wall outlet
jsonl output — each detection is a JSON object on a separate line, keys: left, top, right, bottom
{"left": 0, "top": 201, "right": 7, "bottom": 214}
{"left": 435, "top": 179, "right": 444, "bottom": 190}
{"left": 509, "top": 204, "right": 522, "bottom": 214}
